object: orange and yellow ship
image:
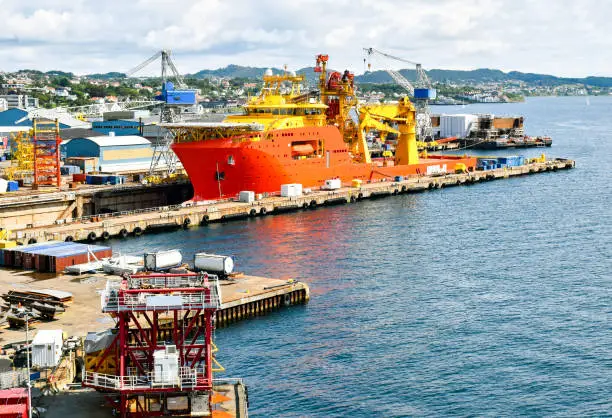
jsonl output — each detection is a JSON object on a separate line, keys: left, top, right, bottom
{"left": 166, "top": 54, "right": 476, "bottom": 201}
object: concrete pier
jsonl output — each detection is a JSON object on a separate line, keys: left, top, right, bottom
{"left": 6, "top": 158, "right": 575, "bottom": 244}
{"left": 0, "top": 271, "right": 310, "bottom": 346}
{"left": 215, "top": 275, "right": 310, "bottom": 327}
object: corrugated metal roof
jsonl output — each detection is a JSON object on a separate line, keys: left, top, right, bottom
{"left": 80, "top": 135, "right": 151, "bottom": 147}
{"left": 60, "top": 128, "right": 105, "bottom": 140}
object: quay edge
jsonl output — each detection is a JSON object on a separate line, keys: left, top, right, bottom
{"left": 7, "top": 158, "right": 575, "bottom": 244}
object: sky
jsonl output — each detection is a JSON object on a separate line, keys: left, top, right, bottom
{"left": 0, "top": 0, "right": 609, "bottom": 78}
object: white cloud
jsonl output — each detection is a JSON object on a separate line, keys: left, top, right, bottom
{"left": 0, "top": 0, "right": 609, "bottom": 77}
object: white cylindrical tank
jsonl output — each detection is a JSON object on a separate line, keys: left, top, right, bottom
{"left": 144, "top": 249, "right": 183, "bottom": 271}
{"left": 194, "top": 253, "right": 234, "bottom": 275}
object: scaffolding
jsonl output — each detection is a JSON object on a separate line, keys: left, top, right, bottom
{"left": 32, "top": 118, "right": 61, "bottom": 187}
{"left": 83, "top": 272, "right": 223, "bottom": 417}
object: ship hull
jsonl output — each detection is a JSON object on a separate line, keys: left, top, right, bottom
{"left": 173, "top": 126, "right": 477, "bottom": 201}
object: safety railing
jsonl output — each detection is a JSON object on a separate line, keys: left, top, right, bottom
{"left": 82, "top": 367, "right": 205, "bottom": 391}
{"left": 128, "top": 274, "right": 209, "bottom": 289}
{"left": 101, "top": 277, "right": 221, "bottom": 312}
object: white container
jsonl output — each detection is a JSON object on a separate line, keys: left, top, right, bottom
{"left": 194, "top": 253, "right": 234, "bottom": 275}
{"left": 281, "top": 183, "right": 303, "bottom": 197}
{"left": 322, "top": 178, "right": 341, "bottom": 190}
{"left": 144, "top": 249, "right": 182, "bottom": 271}
{"left": 239, "top": 191, "right": 255, "bottom": 203}
{"left": 32, "top": 329, "right": 63, "bottom": 368}
{"left": 0, "top": 178, "right": 7, "bottom": 193}
{"left": 440, "top": 114, "right": 478, "bottom": 138}
{"left": 153, "top": 347, "right": 179, "bottom": 385}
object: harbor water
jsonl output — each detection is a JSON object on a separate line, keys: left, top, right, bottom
{"left": 108, "top": 96, "right": 611, "bottom": 417}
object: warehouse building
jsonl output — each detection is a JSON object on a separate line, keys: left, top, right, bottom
{"left": 62, "top": 135, "right": 155, "bottom": 173}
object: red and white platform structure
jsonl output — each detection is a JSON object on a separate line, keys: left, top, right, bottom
{"left": 82, "top": 272, "right": 222, "bottom": 417}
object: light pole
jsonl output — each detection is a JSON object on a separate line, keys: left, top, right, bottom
{"left": 24, "top": 312, "right": 32, "bottom": 418}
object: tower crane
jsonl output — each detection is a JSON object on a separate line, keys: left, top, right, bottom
{"left": 126, "top": 50, "right": 197, "bottom": 178}
{"left": 363, "top": 47, "right": 436, "bottom": 141}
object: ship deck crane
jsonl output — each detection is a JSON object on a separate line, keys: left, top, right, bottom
{"left": 126, "top": 50, "right": 197, "bottom": 179}
{"left": 363, "top": 47, "right": 436, "bottom": 141}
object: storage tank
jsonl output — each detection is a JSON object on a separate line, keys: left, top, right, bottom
{"left": 144, "top": 249, "right": 182, "bottom": 271}
{"left": 194, "top": 253, "right": 234, "bottom": 275}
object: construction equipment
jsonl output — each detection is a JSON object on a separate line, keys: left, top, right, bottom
{"left": 315, "top": 54, "right": 418, "bottom": 166}
{"left": 363, "top": 47, "right": 436, "bottom": 141}
{"left": 32, "top": 118, "right": 62, "bottom": 187}
{"left": 82, "top": 272, "right": 225, "bottom": 417}
{"left": 5, "top": 131, "right": 33, "bottom": 181}
{"left": 126, "top": 50, "right": 197, "bottom": 178}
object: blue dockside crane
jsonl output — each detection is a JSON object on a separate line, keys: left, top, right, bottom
{"left": 126, "top": 50, "right": 197, "bottom": 177}
{"left": 364, "top": 47, "right": 436, "bottom": 141}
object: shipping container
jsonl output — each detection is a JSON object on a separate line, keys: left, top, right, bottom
{"left": 32, "top": 243, "right": 111, "bottom": 273}
{"left": 440, "top": 114, "right": 478, "bottom": 139}
{"left": 21, "top": 242, "right": 74, "bottom": 270}
{"left": 31, "top": 330, "right": 63, "bottom": 368}
{"left": 10, "top": 241, "right": 62, "bottom": 268}
{"left": 280, "top": 183, "right": 303, "bottom": 197}
{"left": 238, "top": 191, "right": 255, "bottom": 203}
{"left": 6, "top": 181, "right": 18, "bottom": 192}
{"left": 72, "top": 173, "right": 87, "bottom": 183}
{"left": 322, "top": 179, "right": 341, "bottom": 190}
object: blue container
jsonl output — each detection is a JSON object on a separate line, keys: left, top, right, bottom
{"left": 86, "top": 174, "right": 107, "bottom": 185}
{"left": 414, "top": 88, "right": 437, "bottom": 100}
{"left": 7, "top": 181, "right": 19, "bottom": 192}
{"left": 394, "top": 176, "right": 404, "bottom": 182}
{"left": 108, "top": 175, "right": 125, "bottom": 185}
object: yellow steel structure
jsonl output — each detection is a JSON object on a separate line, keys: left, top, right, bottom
{"left": 357, "top": 99, "right": 418, "bottom": 165}
{"left": 5, "top": 130, "right": 34, "bottom": 181}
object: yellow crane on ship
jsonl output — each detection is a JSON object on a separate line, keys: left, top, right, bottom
{"left": 315, "top": 54, "right": 419, "bottom": 166}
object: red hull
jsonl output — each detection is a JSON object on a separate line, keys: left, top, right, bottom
{"left": 172, "top": 126, "right": 477, "bottom": 201}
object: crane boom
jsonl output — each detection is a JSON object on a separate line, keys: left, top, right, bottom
{"left": 363, "top": 48, "right": 419, "bottom": 66}
{"left": 125, "top": 51, "right": 162, "bottom": 77}
{"left": 386, "top": 69, "right": 414, "bottom": 96}
{"left": 363, "top": 47, "right": 435, "bottom": 140}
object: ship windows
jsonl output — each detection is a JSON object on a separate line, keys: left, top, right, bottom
{"left": 215, "top": 171, "right": 225, "bottom": 181}
{"left": 228, "top": 155, "right": 235, "bottom": 165}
